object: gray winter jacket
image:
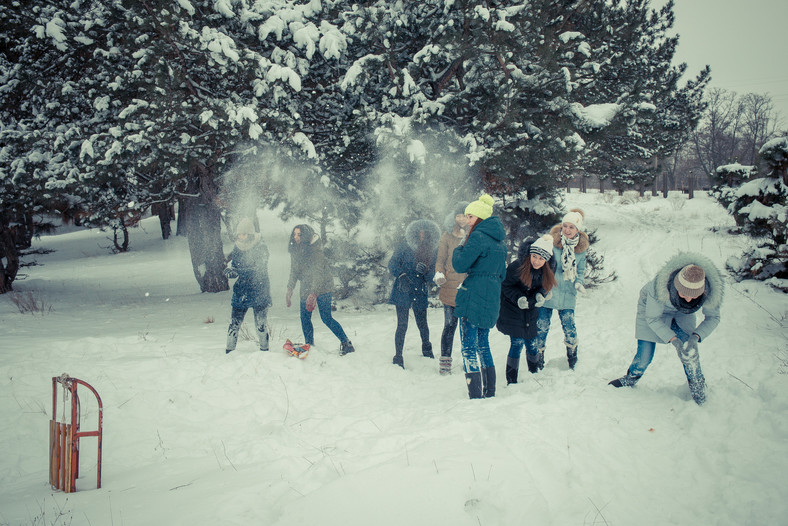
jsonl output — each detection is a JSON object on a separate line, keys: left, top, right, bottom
{"left": 635, "top": 252, "right": 724, "bottom": 344}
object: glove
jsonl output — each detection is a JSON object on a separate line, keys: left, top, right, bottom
{"left": 397, "top": 273, "right": 412, "bottom": 293}
{"left": 285, "top": 288, "right": 293, "bottom": 308}
{"left": 517, "top": 296, "right": 529, "bottom": 310}
{"left": 534, "top": 293, "right": 547, "bottom": 308}
{"left": 305, "top": 293, "right": 318, "bottom": 312}
{"left": 433, "top": 272, "right": 447, "bottom": 286}
{"left": 223, "top": 267, "right": 238, "bottom": 279}
{"left": 415, "top": 262, "right": 427, "bottom": 275}
{"left": 575, "top": 282, "right": 586, "bottom": 294}
{"left": 670, "top": 338, "right": 684, "bottom": 355}
{"left": 683, "top": 333, "right": 700, "bottom": 360}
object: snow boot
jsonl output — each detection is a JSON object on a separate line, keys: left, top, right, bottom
{"left": 608, "top": 371, "right": 641, "bottom": 388}
{"left": 466, "top": 372, "right": 483, "bottom": 399}
{"left": 225, "top": 348, "right": 233, "bottom": 354}
{"left": 566, "top": 342, "right": 577, "bottom": 369}
{"left": 393, "top": 354, "right": 404, "bottom": 368}
{"left": 688, "top": 376, "right": 706, "bottom": 405}
{"left": 439, "top": 356, "right": 452, "bottom": 375}
{"left": 505, "top": 356, "right": 519, "bottom": 384}
{"left": 526, "top": 348, "right": 545, "bottom": 374}
{"left": 340, "top": 340, "right": 355, "bottom": 356}
{"left": 422, "top": 342, "right": 435, "bottom": 359}
{"left": 482, "top": 367, "right": 496, "bottom": 398}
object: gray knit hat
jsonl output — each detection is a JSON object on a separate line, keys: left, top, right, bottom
{"left": 674, "top": 264, "right": 705, "bottom": 298}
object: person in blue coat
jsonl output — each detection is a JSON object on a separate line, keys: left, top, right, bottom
{"left": 388, "top": 219, "right": 441, "bottom": 368}
{"left": 537, "top": 209, "right": 589, "bottom": 370}
{"left": 452, "top": 194, "right": 507, "bottom": 399}
{"left": 496, "top": 234, "right": 557, "bottom": 384}
{"left": 609, "top": 252, "right": 724, "bottom": 405}
{"left": 224, "top": 218, "right": 272, "bottom": 354}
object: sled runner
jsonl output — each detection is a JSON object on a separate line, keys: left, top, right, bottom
{"left": 283, "top": 339, "right": 310, "bottom": 359}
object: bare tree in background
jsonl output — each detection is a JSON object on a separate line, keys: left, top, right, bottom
{"left": 740, "top": 93, "right": 779, "bottom": 166}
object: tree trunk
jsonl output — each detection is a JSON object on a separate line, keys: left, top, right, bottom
{"left": 0, "top": 226, "right": 19, "bottom": 293}
{"left": 181, "top": 164, "right": 229, "bottom": 293}
{"left": 688, "top": 172, "right": 695, "bottom": 199}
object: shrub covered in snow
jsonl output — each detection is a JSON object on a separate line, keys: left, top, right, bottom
{"left": 723, "top": 137, "right": 788, "bottom": 289}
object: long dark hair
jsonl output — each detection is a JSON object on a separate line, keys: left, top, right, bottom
{"left": 519, "top": 255, "right": 556, "bottom": 291}
{"left": 288, "top": 224, "right": 316, "bottom": 254}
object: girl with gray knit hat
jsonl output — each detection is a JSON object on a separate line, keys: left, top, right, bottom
{"left": 609, "top": 252, "right": 724, "bottom": 405}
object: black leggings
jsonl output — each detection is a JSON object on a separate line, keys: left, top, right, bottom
{"left": 395, "top": 304, "right": 429, "bottom": 355}
{"left": 440, "top": 305, "right": 459, "bottom": 357}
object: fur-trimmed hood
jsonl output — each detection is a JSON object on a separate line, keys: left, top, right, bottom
{"left": 405, "top": 219, "right": 442, "bottom": 253}
{"left": 654, "top": 252, "right": 724, "bottom": 310}
{"left": 549, "top": 224, "right": 589, "bottom": 253}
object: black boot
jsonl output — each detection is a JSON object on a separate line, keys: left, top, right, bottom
{"left": 609, "top": 371, "right": 641, "bottom": 388}
{"left": 393, "top": 354, "right": 404, "bottom": 368}
{"left": 566, "top": 343, "right": 577, "bottom": 370}
{"left": 526, "top": 358, "right": 539, "bottom": 374}
{"left": 505, "top": 356, "right": 519, "bottom": 384}
{"left": 422, "top": 342, "right": 435, "bottom": 359}
{"left": 465, "top": 372, "right": 483, "bottom": 399}
{"left": 482, "top": 367, "right": 496, "bottom": 397}
{"left": 340, "top": 340, "right": 355, "bottom": 356}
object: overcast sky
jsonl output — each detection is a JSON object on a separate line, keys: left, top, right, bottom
{"left": 664, "top": 0, "right": 788, "bottom": 128}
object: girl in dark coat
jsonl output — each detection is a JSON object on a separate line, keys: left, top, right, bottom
{"left": 388, "top": 219, "right": 441, "bottom": 368}
{"left": 286, "top": 224, "right": 354, "bottom": 355}
{"left": 224, "top": 218, "right": 272, "bottom": 354}
{"left": 452, "top": 194, "right": 507, "bottom": 399}
{"left": 496, "top": 234, "right": 557, "bottom": 384}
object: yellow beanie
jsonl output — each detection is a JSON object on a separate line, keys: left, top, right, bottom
{"left": 465, "top": 194, "right": 494, "bottom": 220}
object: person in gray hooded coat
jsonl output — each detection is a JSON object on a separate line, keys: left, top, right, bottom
{"left": 609, "top": 252, "right": 724, "bottom": 405}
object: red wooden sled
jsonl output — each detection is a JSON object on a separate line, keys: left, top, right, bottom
{"left": 49, "top": 374, "right": 103, "bottom": 492}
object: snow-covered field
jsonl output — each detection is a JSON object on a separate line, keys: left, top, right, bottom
{"left": 1, "top": 191, "right": 786, "bottom": 526}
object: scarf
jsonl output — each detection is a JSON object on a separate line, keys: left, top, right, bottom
{"left": 560, "top": 233, "right": 580, "bottom": 282}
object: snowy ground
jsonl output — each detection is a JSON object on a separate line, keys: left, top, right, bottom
{"left": 1, "top": 191, "right": 786, "bottom": 526}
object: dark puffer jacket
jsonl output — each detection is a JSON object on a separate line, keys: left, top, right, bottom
{"left": 452, "top": 216, "right": 507, "bottom": 329}
{"left": 388, "top": 219, "right": 441, "bottom": 309}
{"left": 496, "top": 240, "right": 551, "bottom": 339}
{"left": 229, "top": 240, "right": 272, "bottom": 310}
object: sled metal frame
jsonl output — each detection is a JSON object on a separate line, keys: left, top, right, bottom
{"left": 49, "top": 374, "right": 103, "bottom": 492}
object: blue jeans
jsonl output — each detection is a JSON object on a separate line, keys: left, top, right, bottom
{"left": 300, "top": 293, "right": 348, "bottom": 346}
{"left": 440, "top": 305, "right": 459, "bottom": 357}
{"left": 459, "top": 318, "right": 494, "bottom": 373}
{"left": 537, "top": 308, "right": 577, "bottom": 349}
{"left": 507, "top": 336, "right": 540, "bottom": 362}
{"left": 628, "top": 320, "right": 698, "bottom": 380}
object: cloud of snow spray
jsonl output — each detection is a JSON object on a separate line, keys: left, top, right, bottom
{"left": 220, "top": 125, "right": 477, "bottom": 254}
{"left": 363, "top": 122, "right": 478, "bottom": 252}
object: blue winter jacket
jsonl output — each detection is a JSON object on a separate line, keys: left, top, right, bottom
{"left": 388, "top": 219, "right": 440, "bottom": 309}
{"left": 229, "top": 240, "right": 272, "bottom": 310}
{"left": 452, "top": 216, "right": 507, "bottom": 329}
{"left": 635, "top": 252, "right": 723, "bottom": 344}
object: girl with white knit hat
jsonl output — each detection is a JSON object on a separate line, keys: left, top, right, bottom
{"left": 536, "top": 208, "right": 589, "bottom": 370}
